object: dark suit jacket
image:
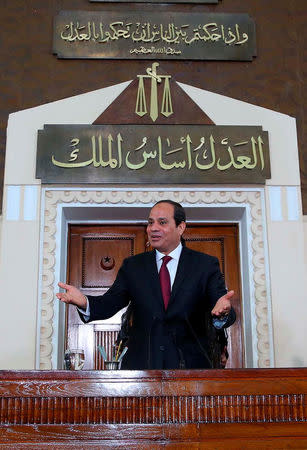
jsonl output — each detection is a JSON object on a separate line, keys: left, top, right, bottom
{"left": 83, "top": 246, "right": 236, "bottom": 370}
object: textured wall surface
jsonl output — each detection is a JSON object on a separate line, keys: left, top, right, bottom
{"left": 0, "top": 0, "right": 306, "bottom": 212}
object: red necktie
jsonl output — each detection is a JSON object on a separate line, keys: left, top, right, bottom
{"left": 159, "top": 256, "right": 172, "bottom": 309}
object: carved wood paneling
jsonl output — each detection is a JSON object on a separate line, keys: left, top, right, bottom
{"left": 0, "top": 393, "right": 306, "bottom": 425}
{"left": 0, "top": 369, "right": 306, "bottom": 447}
{"left": 81, "top": 235, "right": 135, "bottom": 289}
{"left": 69, "top": 225, "right": 146, "bottom": 294}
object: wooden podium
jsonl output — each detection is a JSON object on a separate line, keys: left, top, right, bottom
{"left": 0, "top": 369, "right": 306, "bottom": 448}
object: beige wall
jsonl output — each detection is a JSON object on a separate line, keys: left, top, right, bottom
{"left": 0, "top": 217, "right": 40, "bottom": 368}
{"left": 267, "top": 217, "right": 307, "bottom": 366}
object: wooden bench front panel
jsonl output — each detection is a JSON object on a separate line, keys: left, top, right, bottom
{"left": 0, "top": 368, "right": 306, "bottom": 448}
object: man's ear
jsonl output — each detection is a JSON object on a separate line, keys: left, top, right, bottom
{"left": 178, "top": 221, "right": 186, "bottom": 235}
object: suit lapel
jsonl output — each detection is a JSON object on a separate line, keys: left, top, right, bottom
{"left": 144, "top": 250, "right": 165, "bottom": 310}
{"left": 169, "top": 246, "right": 189, "bottom": 303}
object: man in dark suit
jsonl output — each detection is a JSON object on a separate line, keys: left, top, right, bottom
{"left": 57, "top": 200, "right": 235, "bottom": 369}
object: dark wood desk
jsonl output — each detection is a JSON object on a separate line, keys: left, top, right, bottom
{"left": 0, "top": 369, "right": 306, "bottom": 448}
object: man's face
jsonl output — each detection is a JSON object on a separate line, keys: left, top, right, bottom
{"left": 146, "top": 202, "right": 186, "bottom": 255}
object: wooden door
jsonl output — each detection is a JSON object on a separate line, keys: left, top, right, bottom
{"left": 66, "top": 223, "right": 243, "bottom": 369}
{"left": 66, "top": 225, "right": 146, "bottom": 369}
{"left": 184, "top": 225, "right": 243, "bottom": 368}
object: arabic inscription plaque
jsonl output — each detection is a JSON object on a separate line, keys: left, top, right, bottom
{"left": 53, "top": 11, "right": 256, "bottom": 61}
{"left": 36, "top": 125, "right": 270, "bottom": 184}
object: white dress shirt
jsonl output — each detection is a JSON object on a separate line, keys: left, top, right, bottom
{"left": 155, "top": 242, "right": 183, "bottom": 288}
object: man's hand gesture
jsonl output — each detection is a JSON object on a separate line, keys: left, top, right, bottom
{"left": 211, "top": 290, "right": 234, "bottom": 318}
{"left": 56, "top": 282, "right": 87, "bottom": 309}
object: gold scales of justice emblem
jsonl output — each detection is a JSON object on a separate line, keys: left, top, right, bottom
{"left": 135, "top": 62, "right": 173, "bottom": 122}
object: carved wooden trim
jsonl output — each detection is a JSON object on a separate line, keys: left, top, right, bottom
{"left": 0, "top": 393, "right": 305, "bottom": 425}
{"left": 40, "top": 190, "right": 269, "bottom": 369}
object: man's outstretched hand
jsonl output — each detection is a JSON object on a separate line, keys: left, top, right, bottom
{"left": 56, "top": 282, "right": 87, "bottom": 309}
{"left": 211, "top": 290, "right": 234, "bottom": 318}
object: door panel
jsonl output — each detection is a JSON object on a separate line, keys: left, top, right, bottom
{"left": 184, "top": 225, "right": 243, "bottom": 368}
{"left": 66, "top": 223, "right": 243, "bottom": 369}
{"left": 67, "top": 225, "right": 146, "bottom": 369}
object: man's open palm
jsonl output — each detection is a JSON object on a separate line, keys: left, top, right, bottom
{"left": 56, "top": 282, "right": 87, "bottom": 309}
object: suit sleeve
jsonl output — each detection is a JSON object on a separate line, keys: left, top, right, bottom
{"left": 205, "top": 256, "right": 227, "bottom": 306}
{"left": 205, "top": 256, "right": 236, "bottom": 328}
{"left": 78, "top": 259, "right": 130, "bottom": 323}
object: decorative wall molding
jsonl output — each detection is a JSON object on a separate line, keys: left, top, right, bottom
{"left": 40, "top": 189, "right": 270, "bottom": 369}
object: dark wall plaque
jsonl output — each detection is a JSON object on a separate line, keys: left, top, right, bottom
{"left": 36, "top": 124, "right": 270, "bottom": 184}
{"left": 53, "top": 11, "right": 256, "bottom": 61}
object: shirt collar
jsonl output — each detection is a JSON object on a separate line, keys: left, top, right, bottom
{"left": 155, "top": 242, "right": 183, "bottom": 262}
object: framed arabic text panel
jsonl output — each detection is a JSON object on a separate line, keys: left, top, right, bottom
{"left": 36, "top": 124, "right": 270, "bottom": 184}
{"left": 53, "top": 11, "right": 256, "bottom": 61}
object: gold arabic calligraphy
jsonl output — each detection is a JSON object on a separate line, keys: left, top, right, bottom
{"left": 51, "top": 134, "right": 265, "bottom": 172}
{"left": 60, "top": 21, "right": 249, "bottom": 46}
